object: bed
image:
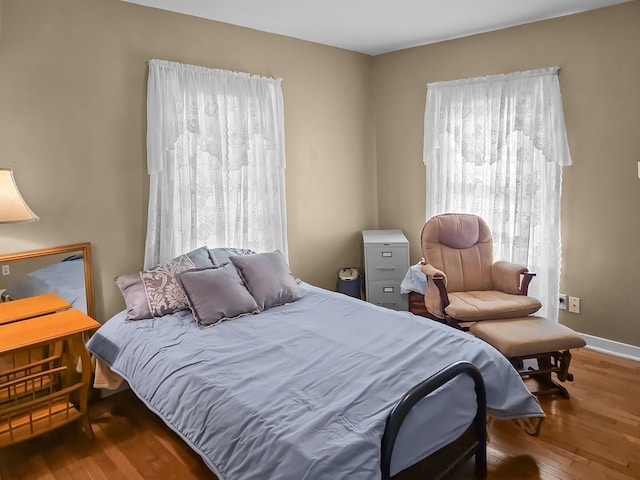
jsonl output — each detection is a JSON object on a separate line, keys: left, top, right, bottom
{"left": 3, "top": 255, "right": 87, "bottom": 313}
{"left": 87, "top": 248, "right": 544, "bottom": 480}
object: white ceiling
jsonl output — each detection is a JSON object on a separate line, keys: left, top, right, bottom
{"left": 123, "top": 0, "right": 630, "bottom": 55}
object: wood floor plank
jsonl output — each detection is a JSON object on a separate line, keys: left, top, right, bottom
{"left": 1, "top": 348, "right": 639, "bottom": 479}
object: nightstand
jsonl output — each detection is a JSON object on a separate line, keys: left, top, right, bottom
{"left": 0, "top": 294, "right": 100, "bottom": 446}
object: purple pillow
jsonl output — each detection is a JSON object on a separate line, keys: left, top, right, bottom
{"left": 115, "top": 246, "right": 213, "bottom": 320}
{"left": 114, "top": 272, "right": 151, "bottom": 320}
{"left": 208, "top": 247, "right": 257, "bottom": 266}
{"left": 229, "top": 250, "right": 301, "bottom": 311}
{"left": 179, "top": 264, "right": 259, "bottom": 326}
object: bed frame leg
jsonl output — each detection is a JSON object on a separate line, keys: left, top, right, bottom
{"left": 475, "top": 447, "right": 487, "bottom": 478}
{"left": 474, "top": 411, "right": 487, "bottom": 479}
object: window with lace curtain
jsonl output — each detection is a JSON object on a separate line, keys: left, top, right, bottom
{"left": 144, "top": 59, "right": 288, "bottom": 269}
{"left": 423, "top": 67, "right": 572, "bottom": 321}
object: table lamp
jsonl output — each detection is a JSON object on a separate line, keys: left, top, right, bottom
{"left": 0, "top": 168, "right": 39, "bottom": 223}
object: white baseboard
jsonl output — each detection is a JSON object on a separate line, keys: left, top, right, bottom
{"left": 579, "top": 332, "right": 640, "bottom": 363}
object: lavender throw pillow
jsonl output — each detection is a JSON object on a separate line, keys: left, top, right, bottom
{"left": 115, "top": 272, "right": 152, "bottom": 320}
{"left": 229, "top": 250, "right": 301, "bottom": 311}
{"left": 208, "top": 247, "right": 257, "bottom": 266}
{"left": 179, "top": 264, "right": 259, "bottom": 326}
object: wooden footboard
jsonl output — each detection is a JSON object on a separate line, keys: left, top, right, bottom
{"left": 382, "top": 361, "right": 487, "bottom": 480}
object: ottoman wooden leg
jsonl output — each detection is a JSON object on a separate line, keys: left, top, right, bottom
{"left": 535, "top": 354, "right": 570, "bottom": 399}
{"left": 557, "top": 350, "right": 573, "bottom": 382}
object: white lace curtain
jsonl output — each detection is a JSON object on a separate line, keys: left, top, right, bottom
{"left": 423, "top": 67, "right": 572, "bottom": 321}
{"left": 145, "top": 59, "right": 288, "bottom": 269}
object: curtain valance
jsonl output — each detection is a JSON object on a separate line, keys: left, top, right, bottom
{"left": 424, "top": 67, "right": 571, "bottom": 168}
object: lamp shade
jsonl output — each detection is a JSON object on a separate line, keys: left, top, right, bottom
{"left": 0, "top": 168, "right": 39, "bottom": 224}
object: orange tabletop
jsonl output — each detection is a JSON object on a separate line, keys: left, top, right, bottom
{"left": 0, "top": 293, "right": 72, "bottom": 325}
{"left": 0, "top": 309, "right": 100, "bottom": 353}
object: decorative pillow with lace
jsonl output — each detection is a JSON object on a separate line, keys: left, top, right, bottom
{"left": 115, "top": 246, "right": 213, "bottom": 320}
{"left": 141, "top": 254, "right": 197, "bottom": 317}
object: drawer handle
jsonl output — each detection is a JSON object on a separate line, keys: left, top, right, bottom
{"left": 376, "top": 267, "right": 396, "bottom": 271}
{"left": 383, "top": 287, "right": 395, "bottom": 293}
{"left": 381, "top": 252, "right": 393, "bottom": 257}
{"left": 380, "top": 302, "right": 397, "bottom": 307}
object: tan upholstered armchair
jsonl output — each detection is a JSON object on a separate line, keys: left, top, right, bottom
{"left": 421, "top": 213, "right": 541, "bottom": 329}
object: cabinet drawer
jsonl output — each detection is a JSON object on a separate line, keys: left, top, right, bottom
{"left": 364, "top": 246, "right": 408, "bottom": 281}
{"left": 366, "top": 281, "right": 408, "bottom": 311}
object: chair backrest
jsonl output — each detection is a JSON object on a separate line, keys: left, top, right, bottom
{"left": 421, "top": 213, "right": 494, "bottom": 292}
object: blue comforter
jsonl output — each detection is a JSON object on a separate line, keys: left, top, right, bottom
{"left": 88, "top": 283, "right": 543, "bottom": 479}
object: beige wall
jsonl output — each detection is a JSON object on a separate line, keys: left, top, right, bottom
{"left": 2, "top": 0, "right": 639, "bottom": 348}
{"left": 373, "top": 2, "right": 640, "bottom": 346}
{"left": 0, "top": 0, "right": 377, "bottom": 321}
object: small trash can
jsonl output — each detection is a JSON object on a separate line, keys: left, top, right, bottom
{"left": 336, "top": 267, "right": 362, "bottom": 299}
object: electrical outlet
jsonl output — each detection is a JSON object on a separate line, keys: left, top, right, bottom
{"left": 1, "top": 265, "right": 9, "bottom": 276}
{"left": 558, "top": 294, "right": 567, "bottom": 310}
{"left": 568, "top": 296, "right": 580, "bottom": 313}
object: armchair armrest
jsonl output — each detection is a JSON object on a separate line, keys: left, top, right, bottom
{"left": 420, "top": 263, "right": 449, "bottom": 318}
{"left": 491, "top": 261, "right": 535, "bottom": 295}
{"left": 421, "top": 263, "right": 446, "bottom": 281}
{"left": 519, "top": 272, "right": 536, "bottom": 296}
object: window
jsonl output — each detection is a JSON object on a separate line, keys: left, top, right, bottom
{"left": 423, "top": 68, "right": 572, "bottom": 320}
{"left": 144, "top": 60, "right": 287, "bottom": 269}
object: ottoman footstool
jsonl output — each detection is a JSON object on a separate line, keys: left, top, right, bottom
{"left": 470, "top": 316, "right": 586, "bottom": 398}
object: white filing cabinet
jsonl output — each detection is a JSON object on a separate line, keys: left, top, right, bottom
{"left": 362, "top": 230, "right": 409, "bottom": 311}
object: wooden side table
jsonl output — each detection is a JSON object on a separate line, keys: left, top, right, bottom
{"left": 0, "top": 293, "right": 71, "bottom": 325}
{"left": 0, "top": 295, "right": 100, "bottom": 447}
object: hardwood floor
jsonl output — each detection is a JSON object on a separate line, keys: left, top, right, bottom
{"left": 1, "top": 348, "right": 639, "bottom": 479}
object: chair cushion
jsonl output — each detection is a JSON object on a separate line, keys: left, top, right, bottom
{"left": 470, "top": 316, "right": 587, "bottom": 357}
{"left": 446, "top": 290, "right": 541, "bottom": 321}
